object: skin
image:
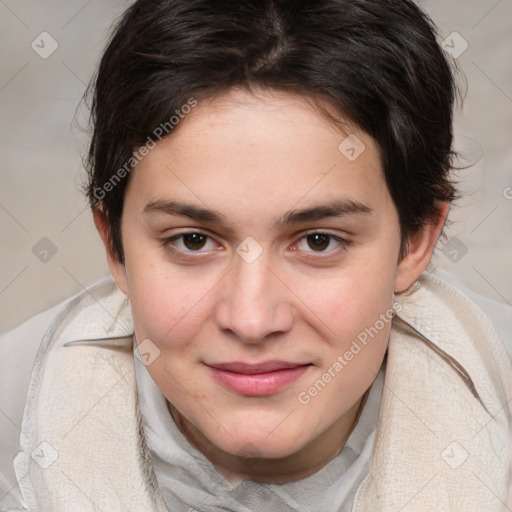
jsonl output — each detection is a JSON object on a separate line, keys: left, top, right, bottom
{"left": 94, "top": 88, "right": 448, "bottom": 483}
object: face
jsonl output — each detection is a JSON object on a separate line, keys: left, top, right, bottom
{"left": 100, "top": 88, "right": 440, "bottom": 472}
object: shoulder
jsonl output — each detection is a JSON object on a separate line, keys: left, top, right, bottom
{"left": 0, "top": 299, "right": 68, "bottom": 427}
{"left": 432, "top": 268, "right": 512, "bottom": 365}
{"left": 0, "top": 299, "right": 66, "bottom": 508}
{"left": 0, "top": 277, "right": 125, "bottom": 509}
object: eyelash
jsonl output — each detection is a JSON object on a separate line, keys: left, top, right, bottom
{"left": 162, "top": 230, "right": 349, "bottom": 259}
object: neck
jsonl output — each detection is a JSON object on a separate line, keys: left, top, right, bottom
{"left": 168, "top": 391, "right": 369, "bottom": 484}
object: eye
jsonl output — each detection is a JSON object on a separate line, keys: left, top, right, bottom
{"left": 164, "top": 232, "right": 218, "bottom": 253}
{"left": 295, "top": 232, "right": 345, "bottom": 253}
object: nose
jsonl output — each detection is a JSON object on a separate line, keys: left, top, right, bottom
{"left": 214, "top": 253, "right": 294, "bottom": 344}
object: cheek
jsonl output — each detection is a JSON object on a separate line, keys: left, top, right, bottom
{"left": 298, "top": 254, "right": 396, "bottom": 398}
{"left": 303, "top": 258, "right": 397, "bottom": 338}
{"left": 124, "top": 251, "right": 213, "bottom": 352}
{"left": 130, "top": 282, "right": 206, "bottom": 349}
{"left": 300, "top": 272, "right": 393, "bottom": 419}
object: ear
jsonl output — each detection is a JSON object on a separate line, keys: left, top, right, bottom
{"left": 394, "top": 202, "right": 450, "bottom": 293}
{"left": 93, "top": 208, "right": 129, "bottom": 295}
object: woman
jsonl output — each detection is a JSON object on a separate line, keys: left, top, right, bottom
{"left": 1, "top": 0, "right": 511, "bottom": 510}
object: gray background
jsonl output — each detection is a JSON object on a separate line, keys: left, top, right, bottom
{"left": 1, "top": 0, "right": 511, "bottom": 334}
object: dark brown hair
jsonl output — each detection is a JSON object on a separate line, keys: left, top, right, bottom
{"left": 85, "top": 0, "right": 458, "bottom": 263}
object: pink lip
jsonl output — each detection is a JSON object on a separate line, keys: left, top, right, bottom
{"left": 205, "top": 360, "right": 312, "bottom": 396}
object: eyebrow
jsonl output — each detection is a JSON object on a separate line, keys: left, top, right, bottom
{"left": 143, "top": 198, "right": 372, "bottom": 227}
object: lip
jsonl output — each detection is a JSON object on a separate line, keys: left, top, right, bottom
{"left": 205, "top": 360, "right": 312, "bottom": 396}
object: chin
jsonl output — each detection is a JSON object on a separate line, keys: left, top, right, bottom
{"left": 211, "top": 423, "right": 308, "bottom": 460}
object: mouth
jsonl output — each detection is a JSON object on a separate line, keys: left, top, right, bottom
{"left": 204, "top": 360, "right": 313, "bottom": 396}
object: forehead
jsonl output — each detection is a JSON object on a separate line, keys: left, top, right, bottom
{"left": 125, "top": 88, "right": 391, "bottom": 227}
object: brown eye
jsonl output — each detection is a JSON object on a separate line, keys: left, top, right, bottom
{"left": 182, "top": 233, "right": 208, "bottom": 250}
{"left": 295, "top": 232, "right": 346, "bottom": 255}
{"left": 163, "top": 231, "right": 218, "bottom": 256}
{"left": 306, "top": 233, "right": 331, "bottom": 251}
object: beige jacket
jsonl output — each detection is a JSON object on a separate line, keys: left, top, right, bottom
{"left": 1, "top": 271, "right": 511, "bottom": 511}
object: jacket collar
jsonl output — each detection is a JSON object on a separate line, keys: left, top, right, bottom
{"left": 353, "top": 273, "right": 512, "bottom": 510}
